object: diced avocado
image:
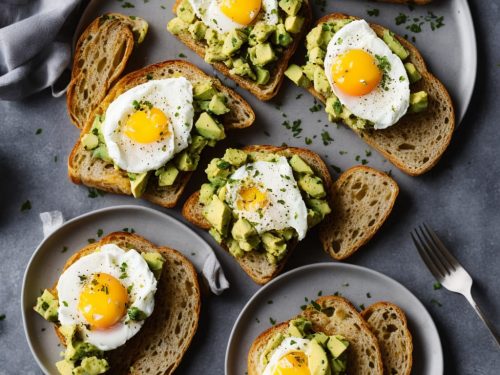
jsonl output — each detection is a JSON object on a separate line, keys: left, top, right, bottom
{"left": 289, "top": 155, "right": 314, "bottom": 175}
{"left": 189, "top": 135, "right": 209, "bottom": 154}
{"left": 307, "top": 209, "right": 322, "bottom": 228}
{"left": 188, "top": 20, "right": 207, "bottom": 41}
{"left": 55, "top": 359, "right": 74, "bottom": 375}
{"left": 255, "top": 66, "right": 270, "bottom": 85}
{"left": 223, "top": 58, "right": 234, "bottom": 68}
{"left": 90, "top": 115, "right": 105, "bottom": 143}
{"left": 141, "top": 252, "right": 165, "bottom": 279}
{"left": 285, "top": 15, "right": 304, "bottom": 34}
{"left": 261, "top": 232, "right": 287, "bottom": 259}
{"left": 308, "top": 339, "right": 330, "bottom": 375}
{"left": 253, "top": 43, "right": 277, "bottom": 67}
{"left": 195, "top": 100, "right": 211, "bottom": 112}
{"left": 72, "top": 357, "right": 109, "bottom": 375}
{"left": 308, "top": 46, "right": 325, "bottom": 65}
{"left": 248, "top": 151, "right": 279, "bottom": 162}
{"left": 383, "top": 29, "right": 409, "bottom": 60}
{"left": 312, "top": 332, "right": 329, "bottom": 346}
{"left": 209, "top": 227, "right": 223, "bottom": 244}
{"left": 404, "top": 62, "right": 422, "bottom": 83}
{"left": 34, "top": 289, "right": 59, "bottom": 322}
{"left": 217, "top": 185, "right": 227, "bottom": 202}
{"left": 249, "top": 22, "right": 276, "bottom": 45}
{"left": 231, "top": 218, "right": 258, "bottom": 241}
{"left": 157, "top": 164, "right": 180, "bottom": 186}
{"left": 325, "top": 96, "right": 342, "bottom": 121}
{"left": 68, "top": 342, "right": 103, "bottom": 363}
{"left": 330, "top": 18, "right": 353, "bottom": 33}
{"left": 306, "top": 25, "right": 323, "bottom": 51}
{"left": 175, "top": 150, "right": 199, "bottom": 171}
{"left": 205, "top": 28, "right": 219, "bottom": 46}
{"left": 285, "top": 64, "right": 311, "bottom": 88}
{"left": 238, "top": 237, "right": 260, "bottom": 251}
{"left": 409, "top": 91, "right": 428, "bottom": 113}
{"left": 307, "top": 198, "right": 331, "bottom": 219}
{"left": 222, "top": 29, "right": 248, "bottom": 57}
{"left": 59, "top": 324, "right": 77, "bottom": 344}
{"left": 177, "top": 0, "right": 196, "bottom": 23}
{"left": 129, "top": 172, "right": 150, "bottom": 198}
{"left": 167, "top": 17, "right": 188, "bottom": 35}
{"left": 222, "top": 148, "right": 248, "bottom": 166}
{"left": 82, "top": 133, "right": 99, "bottom": 150}
{"left": 199, "top": 183, "right": 216, "bottom": 205}
{"left": 298, "top": 175, "right": 326, "bottom": 199}
{"left": 195, "top": 112, "right": 226, "bottom": 140}
{"left": 230, "top": 58, "right": 256, "bottom": 80}
{"left": 193, "top": 80, "right": 217, "bottom": 100}
{"left": 302, "top": 62, "right": 318, "bottom": 81}
{"left": 340, "top": 106, "right": 367, "bottom": 130}
{"left": 327, "top": 335, "right": 349, "bottom": 358}
{"left": 92, "top": 145, "right": 112, "bottom": 162}
{"left": 208, "top": 93, "right": 230, "bottom": 115}
{"left": 205, "top": 43, "right": 226, "bottom": 63}
{"left": 260, "top": 333, "right": 285, "bottom": 366}
{"left": 278, "top": 227, "right": 296, "bottom": 241}
{"left": 313, "top": 67, "right": 332, "bottom": 96}
{"left": 205, "top": 158, "right": 232, "bottom": 185}
{"left": 279, "top": 0, "right": 303, "bottom": 16}
{"left": 331, "top": 357, "right": 348, "bottom": 374}
{"left": 288, "top": 318, "right": 312, "bottom": 337}
{"left": 273, "top": 24, "right": 293, "bottom": 47}
{"left": 203, "top": 195, "right": 232, "bottom": 236}
{"left": 227, "top": 238, "right": 244, "bottom": 257}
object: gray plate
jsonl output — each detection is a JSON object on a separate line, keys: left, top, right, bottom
{"left": 21, "top": 205, "right": 216, "bottom": 375}
{"left": 225, "top": 263, "right": 443, "bottom": 375}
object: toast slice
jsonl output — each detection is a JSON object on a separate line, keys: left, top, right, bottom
{"left": 319, "top": 166, "right": 399, "bottom": 260}
{"left": 169, "top": 0, "right": 312, "bottom": 100}
{"left": 51, "top": 232, "right": 201, "bottom": 375}
{"left": 183, "top": 145, "right": 333, "bottom": 284}
{"left": 248, "top": 296, "right": 383, "bottom": 374}
{"left": 67, "top": 13, "right": 148, "bottom": 129}
{"left": 303, "top": 13, "right": 454, "bottom": 176}
{"left": 362, "top": 302, "right": 413, "bottom": 375}
{"left": 68, "top": 60, "right": 255, "bottom": 208}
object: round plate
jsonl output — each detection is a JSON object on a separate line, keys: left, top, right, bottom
{"left": 225, "top": 263, "right": 443, "bottom": 375}
{"left": 21, "top": 205, "right": 216, "bottom": 375}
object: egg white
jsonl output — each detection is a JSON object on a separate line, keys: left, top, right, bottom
{"left": 225, "top": 157, "right": 308, "bottom": 240}
{"left": 102, "top": 78, "right": 194, "bottom": 174}
{"left": 57, "top": 244, "right": 157, "bottom": 351}
{"left": 263, "top": 337, "right": 312, "bottom": 375}
{"left": 324, "top": 20, "right": 410, "bottom": 129}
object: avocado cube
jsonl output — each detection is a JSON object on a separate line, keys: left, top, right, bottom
{"left": 205, "top": 158, "right": 232, "bottom": 184}
{"left": 261, "top": 232, "right": 287, "bottom": 258}
{"left": 278, "top": 227, "right": 296, "bottom": 241}
{"left": 231, "top": 218, "right": 258, "bottom": 242}
{"left": 306, "top": 198, "right": 331, "bottom": 218}
{"left": 167, "top": 17, "right": 188, "bottom": 35}
{"left": 307, "top": 209, "right": 322, "bottom": 227}
{"left": 249, "top": 22, "right": 276, "bottom": 45}
{"left": 195, "top": 112, "right": 226, "bottom": 140}
{"left": 195, "top": 100, "right": 211, "bottom": 112}
{"left": 409, "top": 91, "right": 428, "bottom": 113}
{"left": 328, "top": 335, "right": 349, "bottom": 358}
{"left": 298, "top": 175, "right": 326, "bottom": 199}
{"left": 157, "top": 164, "right": 180, "bottom": 186}
{"left": 227, "top": 238, "right": 244, "bottom": 258}
{"left": 188, "top": 20, "right": 207, "bottom": 41}
{"left": 312, "top": 332, "right": 329, "bottom": 346}
{"left": 175, "top": 150, "right": 199, "bottom": 171}
{"left": 325, "top": 96, "right": 342, "bottom": 121}
{"left": 34, "top": 289, "right": 59, "bottom": 322}
{"left": 208, "top": 93, "right": 230, "bottom": 115}
{"left": 404, "top": 62, "right": 422, "bottom": 83}
{"left": 92, "top": 144, "right": 112, "bottom": 162}
{"left": 279, "top": 0, "right": 303, "bottom": 16}
{"left": 193, "top": 80, "right": 217, "bottom": 100}
{"left": 217, "top": 185, "right": 227, "bottom": 202}
{"left": 222, "top": 148, "right": 248, "bottom": 166}
{"left": 253, "top": 43, "right": 277, "bottom": 67}
{"left": 205, "top": 28, "right": 219, "bottom": 46}
{"left": 288, "top": 318, "right": 312, "bottom": 337}
{"left": 332, "top": 357, "right": 348, "bottom": 373}
{"left": 188, "top": 134, "right": 209, "bottom": 154}
{"left": 73, "top": 357, "right": 109, "bottom": 375}
{"left": 68, "top": 342, "right": 103, "bottom": 362}
{"left": 331, "top": 18, "right": 353, "bottom": 33}
{"left": 284, "top": 64, "right": 311, "bottom": 88}
{"left": 142, "top": 252, "right": 165, "bottom": 279}
{"left": 230, "top": 58, "right": 256, "bottom": 80}
{"left": 306, "top": 25, "right": 323, "bottom": 51}
{"left": 129, "top": 172, "right": 150, "bottom": 198}
{"left": 82, "top": 133, "right": 99, "bottom": 150}
{"left": 289, "top": 155, "right": 314, "bottom": 175}
{"left": 177, "top": 0, "right": 196, "bottom": 23}
{"left": 285, "top": 15, "right": 304, "bottom": 34}
{"left": 205, "top": 43, "right": 226, "bottom": 63}
{"left": 222, "top": 29, "right": 248, "bottom": 57}
{"left": 383, "top": 29, "right": 409, "bottom": 60}
{"left": 302, "top": 62, "right": 317, "bottom": 81}
{"left": 199, "top": 183, "right": 216, "bottom": 205}
{"left": 308, "top": 339, "right": 330, "bottom": 375}
{"left": 90, "top": 115, "right": 105, "bottom": 141}
{"left": 239, "top": 238, "right": 260, "bottom": 251}
{"left": 308, "top": 46, "right": 325, "bottom": 65}
{"left": 272, "top": 24, "right": 293, "bottom": 47}
{"left": 55, "top": 360, "right": 74, "bottom": 375}
{"left": 313, "top": 67, "right": 332, "bottom": 96}
{"left": 203, "top": 195, "right": 232, "bottom": 236}
{"left": 261, "top": 333, "right": 286, "bottom": 366}
{"left": 255, "top": 66, "right": 270, "bottom": 85}
{"left": 209, "top": 227, "right": 223, "bottom": 244}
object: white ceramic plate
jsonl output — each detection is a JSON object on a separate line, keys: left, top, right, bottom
{"left": 225, "top": 263, "right": 443, "bottom": 375}
{"left": 21, "top": 205, "right": 217, "bottom": 375}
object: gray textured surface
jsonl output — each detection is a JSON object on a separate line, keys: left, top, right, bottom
{"left": 0, "top": 0, "right": 499, "bottom": 374}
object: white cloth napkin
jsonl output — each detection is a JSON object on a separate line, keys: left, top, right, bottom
{"left": 39, "top": 211, "right": 229, "bottom": 295}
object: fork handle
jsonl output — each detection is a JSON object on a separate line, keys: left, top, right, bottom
{"left": 464, "top": 293, "right": 500, "bottom": 348}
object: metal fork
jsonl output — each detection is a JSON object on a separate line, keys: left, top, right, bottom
{"left": 411, "top": 223, "right": 500, "bottom": 348}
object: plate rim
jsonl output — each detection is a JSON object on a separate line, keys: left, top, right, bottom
{"left": 224, "top": 261, "right": 444, "bottom": 375}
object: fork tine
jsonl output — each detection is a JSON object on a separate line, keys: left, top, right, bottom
{"left": 411, "top": 230, "right": 445, "bottom": 280}
{"left": 413, "top": 228, "right": 448, "bottom": 277}
{"left": 418, "top": 224, "right": 455, "bottom": 274}
{"left": 422, "top": 223, "right": 459, "bottom": 271}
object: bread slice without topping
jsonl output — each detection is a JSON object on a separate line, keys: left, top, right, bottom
{"left": 68, "top": 60, "right": 255, "bottom": 208}
{"left": 319, "top": 166, "right": 398, "bottom": 261}
{"left": 170, "top": 0, "right": 312, "bottom": 100}
{"left": 248, "top": 296, "right": 384, "bottom": 375}
{"left": 304, "top": 13, "right": 454, "bottom": 176}
{"left": 52, "top": 232, "right": 201, "bottom": 375}
{"left": 362, "top": 302, "right": 413, "bottom": 375}
{"left": 67, "top": 13, "right": 149, "bottom": 129}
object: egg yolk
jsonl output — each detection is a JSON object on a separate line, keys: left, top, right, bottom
{"left": 236, "top": 185, "right": 268, "bottom": 212}
{"left": 78, "top": 273, "right": 129, "bottom": 330}
{"left": 331, "top": 49, "right": 382, "bottom": 96}
{"left": 220, "top": 0, "right": 261, "bottom": 25}
{"left": 272, "top": 351, "right": 310, "bottom": 375}
{"left": 124, "top": 107, "right": 169, "bottom": 144}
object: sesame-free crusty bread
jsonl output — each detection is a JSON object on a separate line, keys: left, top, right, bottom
{"left": 320, "top": 166, "right": 398, "bottom": 260}
{"left": 67, "top": 13, "right": 149, "bottom": 129}
{"left": 362, "top": 302, "right": 413, "bottom": 375}
{"left": 182, "top": 145, "right": 333, "bottom": 284}
{"left": 51, "top": 232, "right": 201, "bottom": 375}
{"left": 170, "top": 0, "right": 312, "bottom": 100}
{"left": 305, "top": 13, "right": 454, "bottom": 176}
{"left": 248, "top": 296, "right": 383, "bottom": 375}
{"left": 68, "top": 60, "right": 255, "bottom": 208}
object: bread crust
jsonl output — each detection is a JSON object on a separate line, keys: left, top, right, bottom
{"left": 171, "top": 0, "right": 313, "bottom": 100}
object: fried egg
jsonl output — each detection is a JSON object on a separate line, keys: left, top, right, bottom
{"left": 225, "top": 157, "right": 308, "bottom": 240}
{"left": 324, "top": 20, "right": 410, "bottom": 129}
{"left": 102, "top": 78, "right": 194, "bottom": 174}
{"left": 189, "top": 0, "right": 278, "bottom": 34}
{"left": 262, "top": 337, "right": 313, "bottom": 375}
{"left": 57, "top": 244, "right": 157, "bottom": 351}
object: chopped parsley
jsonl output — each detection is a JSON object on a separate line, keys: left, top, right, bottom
{"left": 128, "top": 307, "right": 148, "bottom": 321}
{"left": 309, "top": 100, "right": 322, "bottom": 112}
{"left": 178, "top": 53, "right": 187, "bottom": 58}
{"left": 367, "top": 8, "right": 379, "bottom": 17}
{"left": 121, "top": 1, "right": 134, "bottom": 8}
{"left": 305, "top": 137, "right": 312, "bottom": 145}
{"left": 330, "top": 164, "right": 341, "bottom": 173}
{"left": 62, "top": 301, "right": 68, "bottom": 307}
{"left": 433, "top": 282, "right": 442, "bottom": 290}
{"left": 97, "top": 229, "right": 103, "bottom": 237}
{"left": 395, "top": 13, "right": 408, "bottom": 25}
{"left": 62, "top": 246, "right": 68, "bottom": 253}
{"left": 35, "top": 128, "right": 42, "bottom": 135}
{"left": 282, "top": 119, "right": 303, "bottom": 138}
{"left": 88, "top": 238, "right": 96, "bottom": 244}
{"left": 88, "top": 188, "right": 105, "bottom": 198}
{"left": 366, "top": 292, "right": 372, "bottom": 298}
{"left": 430, "top": 299, "right": 442, "bottom": 307}
{"left": 0, "top": 314, "right": 5, "bottom": 321}
{"left": 310, "top": 300, "right": 321, "bottom": 311}
{"left": 21, "top": 200, "right": 31, "bottom": 211}
{"left": 269, "top": 317, "right": 276, "bottom": 325}
{"left": 321, "top": 131, "right": 333, "bottom": 146}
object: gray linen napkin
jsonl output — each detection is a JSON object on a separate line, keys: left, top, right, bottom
{"left": 0, "top": 0, "right": 82, "bottom": 100}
